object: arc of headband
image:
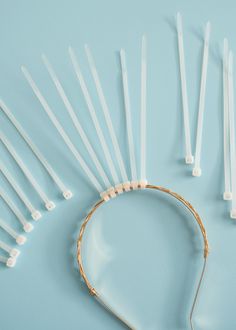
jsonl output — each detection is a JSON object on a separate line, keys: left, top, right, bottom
{"left": 68, "top": 47, "right": 120, "bottom": 187}
{"left": 228, "top": 52, "right": 236, "bottom": 218}
{"left": 192, "top": 21, "right": 211, "bottom": 177}
{"left": 41, "top": 54, "right": 111, "bottom": 189}
{"left": 0, "top": 131, "right": 55, "bottom": 211}
{"left": 0, "top": 240, "right": 20, "bottom": 259}
{"left": 0, "top": 218, "right": 26, "bottom": 245}
{"left": 140, "top": 35, "right": 147, "bottom": 185}
{"left": 84, "top": 45, "right": 129, "bottom": 185}
{"left": 223, "top": 39, "right": 232, "bottom": 201}
{"left": 176, "top": 12, "right": 194, "bottom": 164}
{"left": 77, "top": 184, "right": 209, "bottom": 330}
{"left": 0, "top": 100, "right": 72, "bottom": 200}
{"left": 120, "top": 49, "right": 138, "bottom": 185}
{"left": 0, "top": 160, "right": 41, "bottom": 220}
{"left": 0, "top": 188, "right": 33, "bottom": 233}
{"left": 21, "top": 66, "right": 104, "bottom": 194}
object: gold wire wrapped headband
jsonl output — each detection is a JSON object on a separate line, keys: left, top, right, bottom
{"left": 77, "top": 183, "right": 209, "bottom": 330}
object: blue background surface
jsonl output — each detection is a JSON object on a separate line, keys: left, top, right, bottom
{"left": 0, "top": 0, "right": 235, "bottom": 329}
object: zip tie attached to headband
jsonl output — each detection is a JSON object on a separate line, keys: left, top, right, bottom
{"left": 69, "top": 47, "right": 120, "bottom": 186}
{"left": 193, "top": 21, "right": 211, "bottom": 177}
{"left": 176, "top": 12, "right": 194, "bottom": 165}
{"left": 0, "top": 131, "right": 55, "bottom": 211}
{"left": 0, "top": 188, "right": 33, "bottom": 232}
{"left": 140, "top": 35, "right": 148, "bottom": 188}
{"left": 21, "top": 66, "right": 103, "bottom": 193}
{"left": 0, "top": 160, "right": 41, "bottom": 220}
{"left": 0, "top": 218, "right": 26, "bottom": 245}
{"left": 41, "top": 54, "right": 112, "bottom": 190}
{"left": 0, "top": 99, "right": 72, "bottom": 200}
{"left": 85, "top": 45, "right": 129, "bottom": 186}
{"left": 120, "top": 49, "right": 138, "bottom": 189}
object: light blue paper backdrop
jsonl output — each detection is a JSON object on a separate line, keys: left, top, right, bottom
{"left": 0, "top": 0, "right": 235, "bottom": 329}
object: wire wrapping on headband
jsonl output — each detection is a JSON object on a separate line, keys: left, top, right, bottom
{"left": 77, "top": 183, "right": 209, "bottom": 330}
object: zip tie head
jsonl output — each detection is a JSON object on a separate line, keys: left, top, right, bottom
{"left": 115, "top": 184, "right": 123, "bottom": 194}
{"left": 130, "top": 181, "right": 139, "bottom": 190}
{"left": 107, "top": 187, "right": 116, "bottom": 198}
{"left": 31, "top": 210, "right": 42, "bottom": 221}
{"left": 192, "top": 167, "right": 202, "bottom": 177}
{"left": 101, "top": 181, "right": 149, "bottom": 200}
{"left": 139, "top": 179, "right": 148, "bottom": 189}
{"left": 16, "top": 235, "right": 27, "bottom": 245}
{"left": 122, "top": 181, "right": 131, "bottom": 192}
{"left": 6, "top": 257, "right": 17, "bottom": 268}
{"left": 223, "top": 192, "right": 232, "bottom": 200}
{"left": 100, "top": 187, "right": 116, "bottom": 201}
{"left": 100, "top": 191, "right": 110, "bottom": 202}
{"left": 9, "top": 248, "right": 20, "bottom": 258}
{"left": 23, "top": 223, "right": 34, "bottom": 233}
{"left": 185, "top": 155, "right": 194, "bottom": 164}
{"left": 63, "top": 190, "right": 73, "bottom": 200}
{"left": 230, "top": 209, "right": 236, "bottom": 219}
{"left": 45, "top": 201, "right": 56, "bottom": 211}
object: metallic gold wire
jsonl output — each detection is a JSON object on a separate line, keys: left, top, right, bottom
{"left": 77, "top": 184, "right": 209, "bottom": 330}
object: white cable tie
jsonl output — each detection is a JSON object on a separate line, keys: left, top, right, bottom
{"left": 140, "top": 35, "right": 147, "bottom": 182}
{"left": 0, "top": 240, "right": 20, "bottom": 258}
{"left": 0, "top": 99, "right": 72, "bottom": 200}
{"left": 0, "top": 254, "right": 17, "bottom": 268}
{"left": 0, "top": 131, "right": 55, "bottom": 211}
{"left": 85, "top": 45, "right": 128, "bottom": 183}
{"left": 223, "top": 39, "right": 232, "bottom": 200}
{"left": 120, "top": 48, "right": 137, "bottom": 182}
{"left": 21, "top": 66, "right": 103, "bottom": 193}
{"left": 41, "top": 54, "right": 111, "bottom": 189}
{"left": 228, "top": 52, "right": 236, "bottom": 218}
{"left": 0, "top": 218, "right": 26, "bottom": 245}
{"left": 0, "top": 188, "right": 33, "bottom": 232}
{"left": 68, "top": 46, "right": 119, "bottom": 185}
{"left": 0, "top": 160, "right": 42, "bottom": 220}
{"left": 193, "top": 21, "right": 211, "bottom": 177}
{"left": 176, "top": 12, "right": 193, "bottom": 164}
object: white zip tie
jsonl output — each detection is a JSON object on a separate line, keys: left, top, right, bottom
{"left": 21, "top": 66, "right": 103, "bottom": 193}
{"left": 0, "top": 99, "right": 72, "bottom": 200}
{"left": 68, "top": 46, "right": 120, "bottom": 185}
{"left": 0, "top": 240, "right": 20, "bottom": 258}
{"left": 176, "top": 12, "right": 193, "bottom": 164}
{"left": 140, "top": 35, "right": 147, "bottom": 184}
{"left": 223, "top": 39, "right": 232, "bottom": 200}
{"left": 193, "top": 21, "right": 211, "bottom": 177}
{"left": 228, "top": 52, "right": 236, "bottom": 218}
{"left": 0, "top": 160, "right": 42, "bottom": 220}
{"left": 120, "top": 49, "right": 138, "bottom": 185}
{"left": 84, "top": 45, "right": 129, "bottom": 184}
{"left": 0, "top": 131, "right": 55, "bottom": 211}
{"left": 0, "top": 188, "right": 33, "bottom": 232}
{"left": 0, "top": 218, "right": 26, "bottom": 245}
{"left": 0, "top": 254, "right": 17, "bottom": 268}
{"left": 41, "top": 54, "right": 111, "bottom": 189}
